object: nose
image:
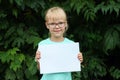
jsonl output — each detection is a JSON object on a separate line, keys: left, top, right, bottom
{"left": 55, "top": 24, "right": 59, "bottom": 28}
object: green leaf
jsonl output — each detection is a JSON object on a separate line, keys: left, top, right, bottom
{"left": 10, "top": 59, "right": 22, "bottom": 71}
{"left": 9, "top": 0, "right": 14, "bottom": 4}
{"left": 12, "top": 37, "right": 25, "bottom": 47}
{"left": 109, "top": 5, "right": 114, "bottom": 14}
{"left": 16, "top": 69, "right": 24, "bottom": 80}
{"left": 18, "top": 54, "right": 25, "bottom": 63}
{"left": 14, "top": 0, "right": 23, "bottom": 6}
{"left": 0, "top": 11, "right": 7, "bottom": 18}
{"left": 12, "top": 9, "right": 18, "bottom": 18}
{"left": 84, "top": 9, "right": 95, "bottom": 21}
{"left": 110, "top": 66, "right": 120, "bottom": 79}
{"left": 17, "top": 27, "right": 24, "bottom": 36}
{"left": 7, "top": 47, "right": 19, "bottom": 55}
{"left": 0, "top": 21, "right": 9, "bottom": 29}
{"left": 39, "top": 0, "right": 46, "bottom": 9}
{"left": 104, "top": 27, "right": 119, "bottom": 52}
{"left": 28, "top": 61, "right": 37, "bottom": 75}
{"left": 101, "top": 5, "right": 109, "bottom": 15}
{"left": 5, "top": 69, "right": 16, "bottom": 80}
{"left": 115, "top": 25, "right": 120, "bottom": 32}
{"left": 113, "top": 6, "right": 119, "bottom": 16}
{"left": 0, "top": 51, "right": 9, "bottom": 63}
{"left": 4, "top": 27, "right": 15, "bottom": 39}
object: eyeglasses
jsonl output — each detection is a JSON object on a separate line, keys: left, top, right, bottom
{"left": 47, "top": 22, "right": 66, "bottom": 28}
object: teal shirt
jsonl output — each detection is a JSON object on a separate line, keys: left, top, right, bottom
{"left": 38, "top": 38, "right": 74, "bottom": 80}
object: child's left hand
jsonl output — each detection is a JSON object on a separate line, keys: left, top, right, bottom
{"left": 78, "top": 52, "right": 83, "bottom": 63}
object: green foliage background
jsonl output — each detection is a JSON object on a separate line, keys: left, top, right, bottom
{"left": 0, "top": 0, "right": 120, "bottom": 80}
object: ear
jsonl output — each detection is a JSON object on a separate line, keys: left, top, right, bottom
{"left": 65, "top": 23, "right": 67, "bottom": 27}
{"left": 65, "top": 23, "right": 68, "bottom": 31}
{"left": 45, "top": 22, "right": 49, "bottom": 29}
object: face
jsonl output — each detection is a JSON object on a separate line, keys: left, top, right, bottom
{"left": 46, "top": 19, "right": 67, "bottom": 38}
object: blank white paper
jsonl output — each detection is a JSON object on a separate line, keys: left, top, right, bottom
{"left": 38, "top": 42, "right": 81, "bottom": 74}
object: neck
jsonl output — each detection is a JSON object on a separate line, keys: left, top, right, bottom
{"left": 50, "top": 37, "right": 64, "bottom": 42}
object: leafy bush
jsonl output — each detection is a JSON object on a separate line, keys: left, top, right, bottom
{"left": 0, "top": 0, "right": 120, "bottom": 80}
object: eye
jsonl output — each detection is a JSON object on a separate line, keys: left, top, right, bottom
{"left": 48, "top": 23, "right": 55, "bottom": 25}
{"left": 58, "top": 22, "right": 65, "bottom": 24}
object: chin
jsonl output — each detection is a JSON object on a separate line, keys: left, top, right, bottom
{"left": 54, "top": 34, "right": 62, "bottom": 38}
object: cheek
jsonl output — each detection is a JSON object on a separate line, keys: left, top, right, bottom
{"left": 49, "top": 28, "right": 53, "bottom": 33}
{"left": 62, "top": 27, "right": 66, "bottom": 31}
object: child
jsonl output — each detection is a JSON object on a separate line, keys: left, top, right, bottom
{"left": 35, "top": 6, "right": 83, "bottom": 80}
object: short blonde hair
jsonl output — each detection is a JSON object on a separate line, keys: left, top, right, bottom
{"left": 45, "top": 7, "right": 67, "bottom": 22}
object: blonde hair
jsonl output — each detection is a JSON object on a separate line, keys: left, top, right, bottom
{"left": 45, "top": 7, "right": 67, "bottom": 22}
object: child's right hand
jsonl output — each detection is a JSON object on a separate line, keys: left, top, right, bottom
{"left": 35, "top": 51, "right": 41, "bottom": 62}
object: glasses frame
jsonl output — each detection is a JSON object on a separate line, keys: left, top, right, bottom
{"left": 47, "top": 22, "right": 66, "bottom": 28}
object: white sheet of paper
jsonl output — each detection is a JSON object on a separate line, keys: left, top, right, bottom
{"left": 38, "top": 42, "right": 81, "bottom": 74}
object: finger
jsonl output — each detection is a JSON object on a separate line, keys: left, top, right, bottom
{"left": 78, "top": 53, "right": 83, "bottom": 63}
{"left": 36, "top": 51, "right": 40, "bottom": 55}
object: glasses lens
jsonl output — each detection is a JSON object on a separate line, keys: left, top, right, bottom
{"left": 48, "top": 23, "right": 56, "bottom": 27}
{"left": 48, "top": 22, "right": 65, "bottom": 28}
{"left": 58, "top": 22, "right": 65, "bottom": 27}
